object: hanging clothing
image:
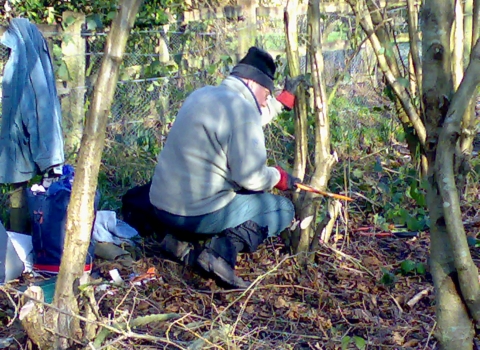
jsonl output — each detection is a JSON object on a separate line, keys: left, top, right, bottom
{"left": 0, "top": 18, "right": 64, "bottom": 184}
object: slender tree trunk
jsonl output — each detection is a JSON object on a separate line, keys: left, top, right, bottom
{"left": 453, "top": 0, "right": 465, "bottom": 89}
{"left": 302, "top": 0, "right": 337, "bottom": 254}
{"left": 284, "top": 0, "right": 308, "bottom": 182}
{"left": 464, "top": 0, "right": 474, "bottom": 61}
{"left": 52, "top": 1, "right": 143, "bottom": 348}
{"left": 437, "top": 37, "right": 480, "bottom": 323}
{"left": 346, "top": 0, "right": 427, "bottom": 150}
{"left": 458, "top": 0, "right": 477, "bottom": 158}
{"left": 473, "top": 0, "right": 480, "bottom": 48}
{"left": 283, "top": 0, "right": 309, "bottom": 251}
{"left": 422, "top": 0, "right": 476, "bottom": 348}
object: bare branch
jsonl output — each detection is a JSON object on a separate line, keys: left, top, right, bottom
{"left": 346, "top": 0, "right": 427, "bottom": 148}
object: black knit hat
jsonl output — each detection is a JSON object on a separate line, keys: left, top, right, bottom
{"left": 230, "top": 47, "right": 276, "bottom": 93}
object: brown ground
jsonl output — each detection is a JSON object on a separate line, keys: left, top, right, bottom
{"left": 1, "top": 230, "right": 445, "bottom": 350}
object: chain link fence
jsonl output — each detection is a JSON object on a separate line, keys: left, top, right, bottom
{"left": 0, "top": 13, "right": 406, "bottom": 183}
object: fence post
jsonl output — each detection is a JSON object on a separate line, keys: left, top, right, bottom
{"left": 61, "top": 11, "right": 86, "bottom": 160}
{"left": 237, "top": 0, "right": 258, "bottom": 60}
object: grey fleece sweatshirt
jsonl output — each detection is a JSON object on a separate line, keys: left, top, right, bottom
{"left": 149, "top": 76, "right": 283, "bottom": 216}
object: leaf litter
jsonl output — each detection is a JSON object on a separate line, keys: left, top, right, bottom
{"left": 0, "top": 232, "right": 441, "bottom": 350}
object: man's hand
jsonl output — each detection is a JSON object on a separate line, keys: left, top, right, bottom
{"left": 276, "top": 75, "right": 305, "bottom": 110}
{"left": 274, "top": 166, "right": 300, "bottom": 191}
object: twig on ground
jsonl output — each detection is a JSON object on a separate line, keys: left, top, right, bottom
{"left": 423, "top": 321, "right": 436, "bottom": 350}
{"left": 186, "top": 325, "right": 232, "bottom": 350}
{"left": 349, "top": 191, "right": 383, "bottom": 208}
{"left": 389, "top": 293, "right": 404, "bottom": 315}
{"left": 407, "top": 287, "right": 433, "bottom": 308}
{"left": 321, "top": 244, "right": 375, "bottom": 277}
{"left": 213, "top": 254, "right": 295, "bottom": 325}
{"left": 1, "top": 285, "right": 185, "bottom": 349}
{"left": 95, "top": 334, "right": 128, "bottom": 350}
{"left": 0, "top": 286, "right": 19, "bottom": 327}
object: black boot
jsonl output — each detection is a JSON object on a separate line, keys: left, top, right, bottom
{"left": 156, "top": 233, "right": 205, "bottom": 266}
{"left": 196, "top": 248, "right": 251, "bottom": 289}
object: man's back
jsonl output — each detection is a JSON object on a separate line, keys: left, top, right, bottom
{"left": 149, "top": 76, "right": 279, "bottom": 216}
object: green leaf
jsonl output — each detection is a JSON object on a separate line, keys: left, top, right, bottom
{"left": 86, "top": 14, "right": 103, "bottom": 30}
{"left": 378, "top": 47, "right": 385, "bottom": 55}
{"left": 405, "top": 213, "right": 426, "bottom": 231}
{"left": 52, "top": 44, "right": 62, "bottom": 58}
{"left": 86, "top": 18, "right": 98, "bottom": 30}
{"left": 353, "top": 336, "right": 366, "bottom": 350}
{"left": 416, "top": 262, "right": 426, "bottom": 275}
{"left": 380, "top": 267, "right": 396, "bottom": 286}
{"left": 106, "top": 11, "right": 117, "bottom": 20}
{"left": 57, "top": 61, "right": 70, "bottom": 81}
{"left": 64, "top": 15, "right": 77, "bottom": 27}
{"left": 467, "top": 236, "right": 480, "bottom": 247}
{"left": 341, "top": 336, "right": 351, "bottom": 350}
{"left": 352, "top": 169, "right": 364, "bottom": 178}
{"left": 373, "top": 159, "right": 383, "bottom": 173}
{"left": 400, "top": 260, "right": 416, "bottom": 275}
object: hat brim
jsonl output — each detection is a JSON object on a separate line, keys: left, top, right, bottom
{"left": 230, "top": 64, "right": 274, "bottom": 93}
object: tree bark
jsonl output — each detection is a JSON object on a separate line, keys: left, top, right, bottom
{"left": 464, "top": 0, "right": 474, "bottom": 61}
{"left": 407, "top": 0, "right": 422, "bottom": 95}
{"left": 453, "top": 0, "right": 465, "bottom": 89}
{"left": 422, "top": 0, "right": 475, "bottom": 348}
{"left": 436, "top": 38, "right": 480, "bottom": 323}
{"left": 474, "top": 0, "right": 480, "bottom": 47}
{"left": 284, "top": 0, "right": 308, "bottom": 182}
{"left": 283, "top": 0, "right": 309, "bottom": 251}
{"left": 301, "top": 0, "right": 337, "bottom": 259}
{"left": 51, "top": 0, "right": 143, "bottom": 348}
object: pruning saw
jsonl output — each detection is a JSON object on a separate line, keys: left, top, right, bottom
{"left": 295, "top": 183, "right": 354, "bottom": 202}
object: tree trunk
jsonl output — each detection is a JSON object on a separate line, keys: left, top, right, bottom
{"left": 364, "top": 0, "right": 428, "bottom": 175}
{"left": 464, "top": 0, "right": 474, "bottom": 61}
{"left": 283, "top": 0, "right": 309, "bottom": 251}
{"left": 51, "top": 1, "right": 143, "bottom": 348}
{"left": 453, "top": 0, "right": 465, "bottom": 89}
{"left": 422, "top": 0, "right": 476, "bottom": 348}
{"left": 284, "top": 0, "right": 308, "bottom": 182}
{"left": 474, "top": 0, "right": 480, "bottom": 46}
{"left": 436, "top": 34, "right": 480, "bottom": 327}
{"left": 300, "top": 0, "right": 337, "bottom": 259}
{"left": 346, "top": 0, "right": 427, "bottom": 151}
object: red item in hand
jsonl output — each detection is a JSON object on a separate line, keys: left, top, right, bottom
{"left": 274, "top": 166, "right": 290, "bottom": 191}
{"left": 276, "top": 90, "right": 295, "bottom": 110}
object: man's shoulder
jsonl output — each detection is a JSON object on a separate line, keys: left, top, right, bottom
{"left": 185, "top": 84, "right": 249, "bottom": 110}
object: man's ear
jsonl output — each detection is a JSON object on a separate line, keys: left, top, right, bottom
{"left": 244, "top": 79, "right": 254, "bottom": 89}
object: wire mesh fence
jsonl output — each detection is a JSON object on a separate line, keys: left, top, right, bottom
{"left": 0, "top": 14, "right": 398, "bottom": 170}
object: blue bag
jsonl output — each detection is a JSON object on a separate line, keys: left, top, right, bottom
{"left": 27, "top": 165, "right": 99, "bottom": 273}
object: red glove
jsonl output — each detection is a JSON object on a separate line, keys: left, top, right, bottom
{"left": 274, "top": 166, "right": 300, "bottom": 191}
{"left": 276, "top": 75, "right": 304, "bottom": 110}
{"left": 276, "top": 90, "right": 295, "bottom": 110}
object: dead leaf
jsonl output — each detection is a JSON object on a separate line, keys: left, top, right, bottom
{"left": 403, "top": 339, "right": 419, "bottom": 348}
{"left": 245, "top": 305, "right": 255, "bottom": 314}
{"left": 392, "top": 331, "right": 404, "bottom": 345}
{"left": 274, "top": 296, "right": 288, "bottom": 309}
